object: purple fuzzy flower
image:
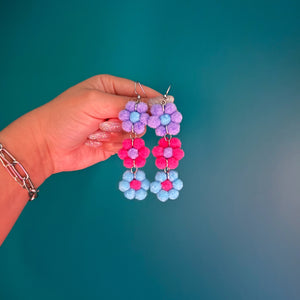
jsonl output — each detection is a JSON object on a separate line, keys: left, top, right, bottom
{"left": 148, "top": 103, "right": 182, "bottom": 136}
{"left": 118, "top": 101, "right": 149, "bottom": 134}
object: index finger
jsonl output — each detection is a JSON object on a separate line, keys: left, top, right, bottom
{"left": 82, "top": 74, "right": 162, "bottom": 98}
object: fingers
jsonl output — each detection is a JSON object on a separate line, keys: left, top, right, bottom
{"left": 87, "top": 129, "right": 130, "bottom": 143}
{"left": 82, "top": 75, "right": 172, "bottom": 120}
{"left": 98, "top": 119, "right": 123, "bottom": 133}
{"left": 85, "top": 140, "right": 123, "bottom": 153}
{"left": 88, "top": 92, "right": 149, "bottom": 119}
{"left": 88, "top": 91, "right": 174, "bottom": 120}
{"left": 83, "top": 74, "right": 162, "bottom": 98}
{"left": 88, "top": 130, "right": 111, "bottom": 141}
{"left": 85, "top": 118, "right": 146, "bottom": 150}
{"left": 88, "top": 92, "right": 131, "bottom": 119}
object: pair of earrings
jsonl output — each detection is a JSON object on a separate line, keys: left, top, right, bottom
{"left": 117, "top": 82, "right": 184, "bottom": 202}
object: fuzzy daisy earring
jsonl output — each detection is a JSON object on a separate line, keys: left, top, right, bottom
{"left": 148, "top": 86, "right": 184, "bottom": 202}
{"left": 117, "top": 82, "right": 151, "bottom": 200}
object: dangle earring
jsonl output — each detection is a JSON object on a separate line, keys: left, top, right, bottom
{"left": 117, "top": 82, "right": 151, "bottom": 200}
{"left": 148, "top": 86, "right": 184, "bottom": 202}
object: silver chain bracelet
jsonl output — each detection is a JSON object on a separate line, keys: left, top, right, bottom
{"left": 0, "top": 143, "right": 39, "bottom": 201}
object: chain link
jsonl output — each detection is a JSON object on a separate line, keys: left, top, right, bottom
{"left": 0, "top": 143, "right": 39, "bottom": 201}
{"left": 161, "top": 87, "right": 172, "bottom": 178}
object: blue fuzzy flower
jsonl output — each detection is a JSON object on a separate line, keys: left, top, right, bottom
{"left": 119, "top": 170, "right": 150, "bottom": 200}
{"left": 150, "top": 170, "right": 183, "bottom": 202}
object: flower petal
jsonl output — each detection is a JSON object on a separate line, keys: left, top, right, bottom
{"left": 168, "top": 189, "right": 179, "bottom": 200}
{"left": 119, "top": 180, "right": 130, "bottom": 192}
{"left": 133, "top": 121, "right": 145, "bottom": 134}
{"left": 173, "top": 178, "right": 183, "bottom": 191}
{"left": 172, "top": 148, "right": 184, "bottom": 160}
{"left": 125, "top": 101, "right": 136, "bottom": 112}
{"left": 158, "top": 138, "right": 169, "bottom": 148}
{"left": 157, "top": 190, "right": 169, "bottom": 202}
{"left": 150, "top": 181, "right": 161, "bottom": 194}
{"left": 151, "top": 104, "right": 163, "bottom": 116}
{"left": 152, "top": 146, "right": 164, "bottom": 157}
{"left": 133, "top": 138, "right": 145, "bottom": 149}
{"left": 122, "top": 138, "right": 133, "bottom": 150}
{"left": 171, "top": 111, "right": 182, "bottom": 123}
{"left": 135, "top": 156, "right": 146, "bottom": 168}
{"left": 118, "top": 148, "right": 128, "bottom": 159}
{"left": 170, "top": 137, "right": 181, "bottom": 148}
{"left": 148, "top": 115, "right": 160, "bottom": 129}
{"left": 124, "top": 188, "right": 135, "bottom": 200}
{"left": 155, "top": 125, "right": 167, "bottom": 136}
{"left": 169, "top": 170, "right": 178, "bottom": 182}
{"left": 124, "top": 157, "right": 134, "bottom": 168}
{"left": 141, "top": 179, "right": 150, "bottom": 191}
{"left": 155, "top": 157, "right": 167, "bottom": 169}
{"left": 140, "top": 112, "right": 149, "bottom": 125}
{"left": 136, "top": 170, "right": 146, "bottom": 181}
{"left": 122, "top": 120, "right": 133, "bottom": 132}
{"left": 168, "top": 157, "right": 179, "bottom": 169}
{"left": 164, "top": 103, "right": 177, "bottom": 114}
{"left": 139, "top": 146, "right": 150, "bottom": 159}
{"left": 155, "top": 171, "right": 167, "bottom": 182}
{"left": 167, "top": 122, "right": 180, "bottom": 135}
{"left": 122, "top": 170, "right": 134, "bottom": 182}
{"left": 136, "top": 102, "right": 148, "bottom": 113}
{"left": 119, "top": 109, "right": 130, "bottom": 121}
{"left": 135, "top": 189, "right": 147, "bottom": 200}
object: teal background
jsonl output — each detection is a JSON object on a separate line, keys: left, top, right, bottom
{"left": 0, "top": 0, "right": 300, "bottom": 299}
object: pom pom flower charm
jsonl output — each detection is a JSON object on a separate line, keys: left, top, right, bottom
{"left": 119, "top": 170, "right": 150, "bottom": 200}
{"left": 150, "top": 170, "right": 183, "bottom": 202}
{"left": 148, "top": 102, "right": 182, "bottom": 136}
{"left": 152, "top": 137, "right": 184, "bottom": 169}
{"left": 118, "top": 82, "right": 150, "bottom": 201}
{"left": 118, "top": 138, "right": 150, "bottom": 168}
{"left": 118, "top": 101, "right": 149, "bottom": 134}
{"left": 148, "top": 85, "right": 184, "bottom": 202}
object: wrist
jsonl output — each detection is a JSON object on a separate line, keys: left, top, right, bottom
{"left": 0, "top": 109, "right": 53, "bottom": 188}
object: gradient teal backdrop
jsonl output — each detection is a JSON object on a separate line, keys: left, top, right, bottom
{"left": 0, "top": 1, "right": 300, "bottom": 299}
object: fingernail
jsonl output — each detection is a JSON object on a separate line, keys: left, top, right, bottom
{"left": 99, "top": 121, "right": 122, "bottom": 132}
{"left": 85, "top": 140, "right": 103, "bottom": 147}
{"left": 88, "top": 131, "right": 111, "bottom": 141}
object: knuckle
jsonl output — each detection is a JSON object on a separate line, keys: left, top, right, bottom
{"left": 83, "top": 89, "right": 99, "bottom": 101}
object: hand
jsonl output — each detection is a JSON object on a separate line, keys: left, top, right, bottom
{"left": 0, "top": 75, "right": 161, "bottom": 185}
{"left": 0, "top": 74, "right": 162, "bottom": 245}
{"left": 38, "top": 75, "right": 162, "bottom": 175}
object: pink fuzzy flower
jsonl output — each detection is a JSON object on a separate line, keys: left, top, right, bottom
{"left": 152, "top": 137, "right": 184, "bottom": 169}
{"left": 118, "top": 138, "right": 150, "bottom": 168}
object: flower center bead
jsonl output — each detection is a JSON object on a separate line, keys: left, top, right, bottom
{"left": 161, "top": 179, "right": 173, "bottom": 191}
{"left": 130, "top": 179, "right": 142, "bottom": 190}
{"left": 163, "top": 147, "right": 173, "bottom": 158}
{"left": 130, "top": 111, "right": 140, "bottom": 123}
{"left": 160, "top": 114, "right": 171, "bottom": 126}
{"left": 128, "top": 148, "right": 139, "bottom": 159}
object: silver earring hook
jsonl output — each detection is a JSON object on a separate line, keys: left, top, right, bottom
{"left": 135, "top": 81, "right": 146, "bottom": 99}
{"left": 164, "top": 85, "right": 171, "bottom": 98}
